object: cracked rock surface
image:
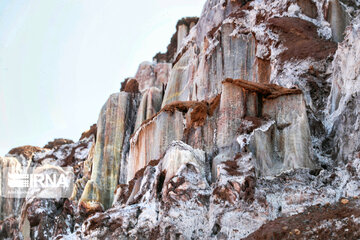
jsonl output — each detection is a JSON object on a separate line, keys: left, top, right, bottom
{"left": 2, "top": 0, "right": 360, "bottom": 239}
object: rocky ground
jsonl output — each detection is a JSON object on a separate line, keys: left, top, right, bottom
{"left": 1, "top": 0, "right": 360, "bottom": 239}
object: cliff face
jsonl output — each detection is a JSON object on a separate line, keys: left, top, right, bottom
{"left": 2, "top": 0, "right": 360, "bottom": 239}
{"left": 79, "top": 92, "right": 140, "bottom": 210}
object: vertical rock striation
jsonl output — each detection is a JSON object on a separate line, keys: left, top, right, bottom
{"left": 3, "top": 0, "right": 360, "bottom": 239}
{"left": 80, "top": 92, "right": 140, "bottom": 210}
{"left": 326, "top": 14, "right": 360, "bottom": 162}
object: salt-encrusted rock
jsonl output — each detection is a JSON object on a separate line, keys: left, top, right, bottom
{"left": 123, "top": 141, "right": 207, "bottom": 206}
{"left": 213, "top": 153, "right": 256, "bottom": 205}
{"left": 70, "top": 139, "right": 95, "bottom": 203}
{"left": 134, "top": 62, "right": 156, "bottom": 92}
{"left": 134, "top": 62, "right": 170, "bottom": 92}
{"left": 161, "top": 43, "right": 199, "bottom": 106}
{"left": 80, "top": 92, "right": 140, "bottom": 209}
{"left": 0, "top": 157, "right": 23, "bottom": 221}
{"left": 12, "top": 131, "right": 97, "bottom": 239}
{"left": 32, "top": 136, "right": 94, "bottom": 171}
{"left": 160, "top": 141, "right": 206, "bottom": 187}
{"left": 216, "top": 78, "right": 314, "bottom": 176}
{"left": 258, "top": 93, "right": 314, "bottom": 176}
{"left": 134, "top": 87, "right": 163, "bottom": 130}
{"left": 326, "top": 14, "right": 360, "bottom": 163}
{"left": 3, "top": 0, "right": 360, "bottom": 239}
{"left": 43, "top": 139, "right": 74, "bottom": 149}
{"left": 202, "top": 24, "right": 262, "bottom": 89}
{"left": 127, "top": 109, "right": 184, "bottom": 182}
{"left": 217, "top": 81, "right": 248, "bottom": 149}
{"left": 161, "top": 23, "right": 266, "bottom": 107}
{"left": 0, "top": 217, "right": 23, "bottom": 240}
{"left": 7, "top": 145, "right": 44, "bottom": 167}
{"left": 132, "top": 62, "right": 170, "bottom": 130}
{"left": 132, "top": 75, "right": 315, "bottom": 182}
{"left": 83, "top": 142, "right": 210, "bottom": 239}
{"left": 19, "top": 198, "right": 75, "bottom": 240}
{"left": 128, "top": 99, "right": 221, "bottom": 182}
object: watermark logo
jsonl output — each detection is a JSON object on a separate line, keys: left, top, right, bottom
{"left": 1, "top": 166, "right": 74, "bottom": 198}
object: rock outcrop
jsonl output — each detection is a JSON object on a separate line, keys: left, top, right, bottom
{"left": 79, "top": 92, "right": 140, "bottom": 210}
{"left": 154, "top": 17, "right": 199, "bottom": 63}
{"left": 0, "top": 157, "right": 23, "bottom": 221}
{"left": 2, "top": 0, "right": 360, "bottom": 239}
{"left": 326, "top": 0, "right": 352, "bottom": 42}
{"left": 326, "top": 13, "right": 360, "bottom": 163}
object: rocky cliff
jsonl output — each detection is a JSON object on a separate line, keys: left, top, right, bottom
{"left": 2, "top": 0, "right": 360, "bottom": 239}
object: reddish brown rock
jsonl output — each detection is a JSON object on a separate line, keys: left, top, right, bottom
{"left": 268, "top": 17, "right": 337, "bottom": 61}
{"left": 0, "top": 217, "right": 22, "bottom": 240}
{"left": 43, "top": 139, "right": 74, "bottom": 149}
{"left": 8, "top": 145, "right": 44, "bottom": 160}
{"left": 78, "top": 200, "right": 104, "bottom": 219}
{"left": 213, "top": 154, "right": 256, "bottom": 204}
{"left": 245, "top": 198, "right": 360, "bottom": 240}
{"left": 79, "top": 124, "right": 97, "bottom": 141}
{"left": 120, "top": 78, "right": 140, "bottom": 93}
{"left": 296, "top": 0, "right": 318, "bottom": 19}
{"left": 20, "top": 198, "right": 75, "bottom": 240}
{"left": 222, "top": 78, "right": 303, "bottom": 99}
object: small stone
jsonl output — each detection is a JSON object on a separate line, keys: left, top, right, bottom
{"left": 341, "top": 198, "right": 349, "bottom": 204}
{"left": 294, "top": 229, "right": 301, "bottom": 235}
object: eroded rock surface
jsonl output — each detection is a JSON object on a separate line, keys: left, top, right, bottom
{"left": 0, "top": 157, "right": 23, "bottom": 221}
{"left": 2, "top": 0, "right": 360, "bottom": 239}
{"left": 326, "top": 14, "right": 360, "bottom": 163}
{"left": 80, "top": 92, "right": 140, "bottom": 210}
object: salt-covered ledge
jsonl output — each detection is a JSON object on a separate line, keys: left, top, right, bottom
{"left": 222, "top": 78, "right": 303, "bottom": 99}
